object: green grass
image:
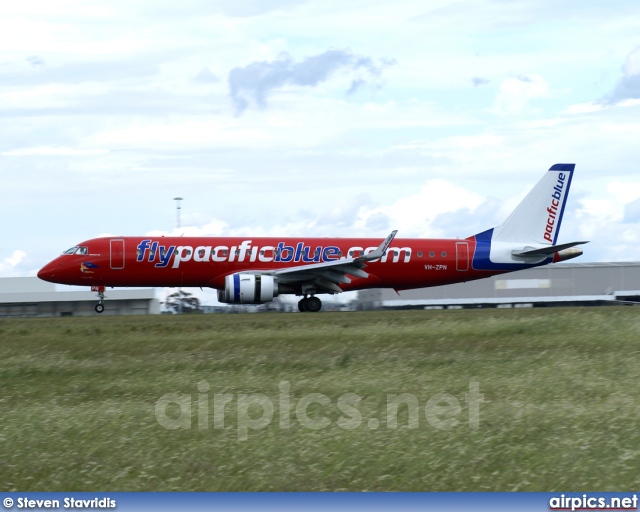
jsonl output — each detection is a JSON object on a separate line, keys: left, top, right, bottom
{"left": 1, "top": 308, "right": 639, "bottom": 491}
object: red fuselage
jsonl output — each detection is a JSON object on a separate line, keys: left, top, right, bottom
{"left": 38, "top": 235, "right": 497, "bottom": 293}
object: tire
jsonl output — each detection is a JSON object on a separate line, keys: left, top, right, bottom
{"left": 298, "top": 299, "right": 307, "bottom": 312}
{"left": 95, "top": 304, "right": 105, "bottom": 314}
{"left": 305, "top": 296, "right": 322, "bottom": 313}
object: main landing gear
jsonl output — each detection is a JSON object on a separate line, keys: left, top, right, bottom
{"left": 298, "top": 296, "right": 322, "bottom": 313}
{"left": 92, "top": 285, "right": 106, "bottom": 314}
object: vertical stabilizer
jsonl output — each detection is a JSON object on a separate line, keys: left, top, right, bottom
{"left": 492, "top": 164, "right": 575, "bottom": 245}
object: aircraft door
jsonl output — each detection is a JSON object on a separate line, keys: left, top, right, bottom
{"left": 110, "top": 239, "right": 125, "bottom": 269}
{"left": 456, "top": 242, "right": 469, "bottom": 271}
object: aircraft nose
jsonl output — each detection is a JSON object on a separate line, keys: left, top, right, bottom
{"left": 37, "top": 261, "right": 59, "bottom": 282}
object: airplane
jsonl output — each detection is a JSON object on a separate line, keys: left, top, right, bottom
{"left": 38, "top": 164, "right": 587, "bottom": 313}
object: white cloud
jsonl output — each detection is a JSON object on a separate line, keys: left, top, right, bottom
{"left": 495, "top": 75, "right": 550, "bottom": 115}
{"left": 354, "top": 179, "right": 485, "bottom": 237}
{"left": 138, "top": 176, "right": 489, "bottom": 244}
{"left": 84, "top": 95, "right": 472, "bottom": 153}
{"left": 0, "top": 250, "right": 27, "bottom": 277}
{"left": 571, "top": 180, "right": 640, "bottom": 261}
{"left": 228, "top": 49, "right": 395, "bottom": 114}
{"left": 90, "top": 119, "right": 271, "bottom": 150}
{"left": 147, "top": 218, "right": 229, "bottom": 238}
{"left": 561, "top": 103, "right": 604, "bottom": 115}
{"left": 608, "top": 181, "right": 640, "bottom": 204}
{"left": 418, "top": 134, "right": 504, "bottom": 152}
{"left": 624, "top": 47, "right": 640, "bottom": 76}
{"left": 2, "top": 146, "right": 109, "bottom": 157}
{"left": 602, "top": 46, "right": 640, "bottom": 104}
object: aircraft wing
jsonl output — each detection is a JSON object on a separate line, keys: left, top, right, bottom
{"left": 252, "top": 230, "right": 397, "bottom": 294}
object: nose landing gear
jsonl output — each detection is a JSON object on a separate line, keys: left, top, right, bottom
{"left": 92, "top": 285, "right": 106, "bottom": 314}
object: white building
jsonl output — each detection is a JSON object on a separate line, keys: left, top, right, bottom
{"left": 357, "top": 262, "right": 640, "bottom": 310}
{"left": 0, "top": 278, "right": 160, "bottom": 317}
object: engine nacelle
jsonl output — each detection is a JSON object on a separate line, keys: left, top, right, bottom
{"left": 217, "top": 273, "right": 279, "bottom": 304}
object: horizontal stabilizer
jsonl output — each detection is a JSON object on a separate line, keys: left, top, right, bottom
{"left": 512, "top": 241, "right": 589, "bottom": 257}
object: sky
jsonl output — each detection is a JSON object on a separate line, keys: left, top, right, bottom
{"left": 2, "top": 0, "right": 640, "bottom": 306}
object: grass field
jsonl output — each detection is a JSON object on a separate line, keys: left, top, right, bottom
{"left": 1, "top": 307, "right": 639, "bottom": 491}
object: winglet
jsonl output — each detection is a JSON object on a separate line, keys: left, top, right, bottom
{"left": 358, "top": 230, "right": 398, "bottom": 262}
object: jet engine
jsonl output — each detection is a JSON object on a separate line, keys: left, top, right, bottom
{"left": 217, "top": 273, "right": 279, "bottom": 304}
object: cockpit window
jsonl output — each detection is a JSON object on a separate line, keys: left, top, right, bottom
{"left": 62, "top": 246, "right": 88, "bottom": 255}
